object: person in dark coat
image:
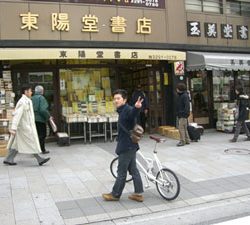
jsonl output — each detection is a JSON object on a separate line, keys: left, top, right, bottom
{"left": 32, "top": 85, "right": 51, "bottom": 154}
{"left": 176, "top": 83, "right": 190, "bottom": 146}
{"left": 102, "top": 89, "right": 144, "bottom": 202}
{"left": 230, "top": 86, "right": 250, "bottom": 142}
{"left": 131, "top": 85, "right": 149, "bottom": 131}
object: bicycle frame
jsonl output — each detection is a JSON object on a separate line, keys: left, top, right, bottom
{"left": 136, "top": 145, "right": 168, "bottom": 187}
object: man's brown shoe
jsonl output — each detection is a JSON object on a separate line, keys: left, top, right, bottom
{"left": 128, "top": 194, "right": 144, "bottom": 202}
{"left": 102, "top": 193, "right": 119, "bottom": 201}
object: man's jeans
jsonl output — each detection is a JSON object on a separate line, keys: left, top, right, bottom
{"left": 112, "top": 150, "right": 143, "bottom": 198}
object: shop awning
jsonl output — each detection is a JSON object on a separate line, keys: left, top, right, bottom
{"left": 187, "top": 51, "right": 250, "bottom": 71}
{"left": 0, "top": 48, "right": 186, "bottom": 61}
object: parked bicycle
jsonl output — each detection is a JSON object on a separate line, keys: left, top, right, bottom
{"left": 110, "top": 135, "right": 180, "bottom": 200}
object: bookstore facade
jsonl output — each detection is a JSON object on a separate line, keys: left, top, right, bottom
{"left": 0, "top": 0, "right": 250, "bottom": 140}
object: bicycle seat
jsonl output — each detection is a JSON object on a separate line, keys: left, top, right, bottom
{"left": 149, "top": 135, "right": 166, "bottom": 143}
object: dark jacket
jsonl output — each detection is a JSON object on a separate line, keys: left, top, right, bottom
{"left": 116, "top": 104, "right": 140, "bottom": 155}
{"left": 131, "top": 90, "right": 148, "bottom": 112}
{"left": 237, "top": 94, "right": 249, "bottom": 121}
{"left": 32, "top": 94, "right": 50, "bottom": 123}
{"left": 176, "top": 91, "right": 190, "bottom": 118}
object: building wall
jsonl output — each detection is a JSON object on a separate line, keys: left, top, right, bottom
{"left": 0, "top": 0, "right": 249, "bottom": 50}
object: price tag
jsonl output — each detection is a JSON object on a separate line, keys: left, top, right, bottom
{"left": 11, "top": 93, "right": 15, "bottom": 98}
{"left": 9, "top": 103, "right": 14, "bottom": 108}
{"left": 0, "top": 90, "right": 5, "bottom": 95}
{"left": 3, "top": 121, "right": 8, "bottom": 126}
{"left": 1, "top": 99, "right": 5, "bottom": 104}
{"left": 0, "top": 109, "right": 2, "bottom": 114}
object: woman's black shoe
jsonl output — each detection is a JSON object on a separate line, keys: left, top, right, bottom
{"left": 3, "top": 161, "right": 17, "bottom": 166}
{"left": 42, "top": 150, "right": 50, "bottom": 154}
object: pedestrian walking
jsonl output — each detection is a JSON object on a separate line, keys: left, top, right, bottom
{"left": 32, "top": 85, "right": 51, "bottom": 154}
{"left": 176, "top": 83, "right": 191, "bottom": 147}
{"left": 102, "top": 89, "right": 144, "bottom": 202}
{"left": 3, "top": 84, "right": 50, "bottom": 166}
{"left": 230, "top": 86, "right": 250, "bottom": 142}
{"left": 131, "top": 84, "right": 149, "bottom": 131}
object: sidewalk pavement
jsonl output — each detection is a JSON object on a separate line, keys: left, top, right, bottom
{"left": 0, "top": 130, "right": 250, "bottom": 225}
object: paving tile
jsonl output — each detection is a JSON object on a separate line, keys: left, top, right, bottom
{"left": 56, "top": 200, "right": 78, "bottom": 211}
{"left": 86, "top": 213, "right": 110, "bottom": 223}
{"left": 0, "top": 213, "right": 15, "bottom": 225}
{"left": 64, "top": 216, "right": 88, "bottom": 225}
{"left": 14, "top": 207, "right": 38, "bottom": 221}
{"left": 0, "top": 197, "right": 13, "bottom": 214}
{"left": 95, "top": 196, "right": 126, "bottom": 213}
{"left": 15, "top": 219, "right": 41, "bottom": 225}
{"left": 147, "top": 203, "right": 170, "bottom": 212}
{"left": 108, "top": 210, "right": 131, "bottom": 220}
{"left": 60, "top": 208, "right": 84, "bottom": 219}
{"left": 183, "top": 197, "right": 206, "bottom": 205}
{"left": 189, "top": 188, "right": 213, "bottom": 197}
{"left": 32, "top": 193, "right": 56, "bottom": 209}
{"left": 128, "top": 207, "right": 151, "bottom": 216}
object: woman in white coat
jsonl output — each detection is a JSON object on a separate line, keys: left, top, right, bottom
{"left": 3, "top": 84, "right": 50, "bottom": 166}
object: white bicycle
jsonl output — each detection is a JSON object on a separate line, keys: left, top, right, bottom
{"left": 110, "top": 136, "right": 180, "bottom": 200}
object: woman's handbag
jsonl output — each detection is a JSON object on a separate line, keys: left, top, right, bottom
{"left": 49, "top": 117, "right": 57, "bottom": 133}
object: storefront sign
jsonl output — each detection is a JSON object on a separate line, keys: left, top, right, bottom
{"left": 19, "top": 12, "right": 152, "bottom": 34}
{"left": 187, "top": 21, "right": 248, "bottom": 40}
{"left": 19, "top": 0, "right": 165, "bottom": 8}
{"left": 0, "top": 48, "right": 186, "bottom": 61}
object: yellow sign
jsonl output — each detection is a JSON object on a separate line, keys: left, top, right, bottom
{"left": 0, "top": 48, "right": 186, "bottom": 61}
{"left": 164, "top": 73, "right": 169, "bottom": 85}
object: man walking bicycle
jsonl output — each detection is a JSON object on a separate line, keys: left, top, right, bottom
{"left": 102, "top": 89, "right": 144, "bottom": 202}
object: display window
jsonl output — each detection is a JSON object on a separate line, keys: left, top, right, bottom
{"left": 59, "top": 68, "right": 116, "bottom": 116}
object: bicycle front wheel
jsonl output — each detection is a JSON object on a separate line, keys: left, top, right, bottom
{"left": 156, "top": 168, "right": 180, "bottom": 201}
{"left": 110, "top": 157, "right": 133, "bottom": 182}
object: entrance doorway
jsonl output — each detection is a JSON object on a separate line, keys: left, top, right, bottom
{"left": 189, "top": 71, "right": 213, "bottom": 128}
{"left": 118, "top": 65, "right": 165, "bottom": 133}
{"left": 11, "top": 68, "right": 59, "bottom": 131}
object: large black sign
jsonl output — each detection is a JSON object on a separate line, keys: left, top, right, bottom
{"left": 20, "top": 0, "right": 165, "bottom": 8}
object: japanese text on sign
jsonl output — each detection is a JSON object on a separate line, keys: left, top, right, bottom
{"left": 20, "top": 12, "right": 152, "bottom": 34}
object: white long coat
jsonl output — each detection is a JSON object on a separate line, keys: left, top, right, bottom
{"left": 11, "top": 94, "right": 41, "bottom": 154}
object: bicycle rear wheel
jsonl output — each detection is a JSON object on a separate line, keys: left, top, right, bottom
{"left": 110, "top": 157, "right": 133, "bottom": 182}
{"left": 155, "top": 168, "right": 180, "bottom": 200}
